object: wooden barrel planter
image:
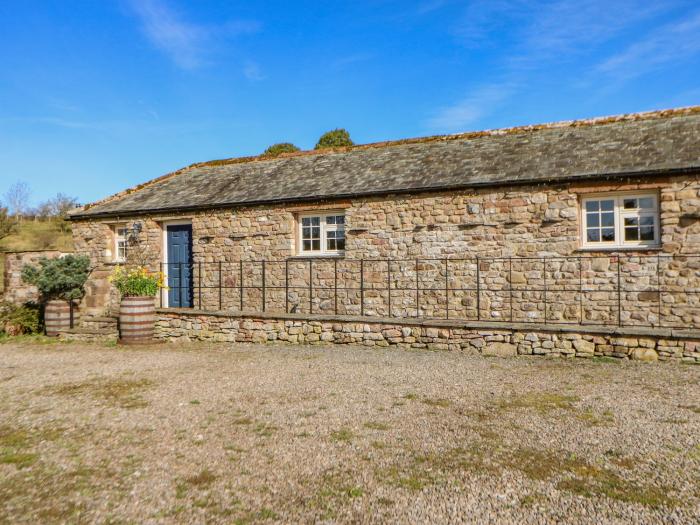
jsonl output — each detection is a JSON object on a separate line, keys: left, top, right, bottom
{"left": 44, "top": 300, "right": 78, "bottom": 336}
{"left": 119, "top": 296, "right": 156, "bottom": 345}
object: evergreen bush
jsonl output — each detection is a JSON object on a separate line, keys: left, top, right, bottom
{"left": 262, "top": 142, "right": 300, "bottom": 157}
{"left": 315, "top": 129, "right": 354, "bottom": 149}
{"left": 21, "top": 255, "right": 90, "bottom": 301}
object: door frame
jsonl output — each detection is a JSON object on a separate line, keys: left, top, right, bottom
{"left": 162, "top": 220, "right": 193, "bottom": 308}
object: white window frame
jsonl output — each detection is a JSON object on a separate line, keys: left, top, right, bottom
{"left": 580, "top": 192, "right": 660, "bottom": 249}
{"left": 297, "top": 211, "right": 346, "bottom": 256}
{"left": 113, "top": 225, "right": 128, "bottom": 262}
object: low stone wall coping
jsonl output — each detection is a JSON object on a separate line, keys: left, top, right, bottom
{"left": 156, "top": 308, "right": 700, "bottom": 341}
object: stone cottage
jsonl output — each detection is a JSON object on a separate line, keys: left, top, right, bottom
{"left": 67, "top": 107, "right": 700, "bottom": 361}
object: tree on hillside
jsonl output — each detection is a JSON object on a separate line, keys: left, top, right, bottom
{"left": 314, "top": 128, "right": 354, "bottom": 149}
{"left": 47, "top": 193, "right": 79, "bottom": 218}
{"left": 0, "top": 205, "right": 16, "bottom": 241}
{"left": 4, "top": 182, "right": 31, "bottom": 220}
{"left": 262, "top": 142, "right": 300, "bottom": 158}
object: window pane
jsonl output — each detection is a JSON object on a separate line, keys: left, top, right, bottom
{"left": 640, "top": 216, "right": 654, "bottom": 226}
{"left": 587, "top": 213, "right": 599, "bottom": 227}
{"left": 587, "top": 229, "right": 600, "bottom": 242}
{"left": 638, "top": 197, "right": 654, "bottom": 209}
{"left": 335, "top": 215, "right": 345, "bottom": 225}
{"left": 311, "top": 217, "right": 320, "bottom": 226}
{"left": 303, "top": 240, "right": 311, "bottom": 251}
{"left": 623, "top": 198, "right": 637, "bottom": 209}
{"left": 624, "top": 217, "right": 638, "bottom": 226}
{"left": 327, "top": 239, "right": 336, "bottom": 250}
{"left": 326, "top": 216, "right": 336, "bottom": 224}
{"left": 302, "top": 217, "right": 311, "bottom": 226}
{"left": 302, "top": 227, "right": 311, "bottom": 239}
{"left": 312, "top": 239, "right": 320, "bottom": 250}
{"left": 327, "top": 231, "right": 336, "bottom": 239}
{"left": 601, "top": 228, "right": 615, "bottom": 241}
{"left": 600, "top": 200, "right": 614, "bottom": 211}
{"left": 625, "top": 228, "right": 639, "bottom": 241}
{"left": 312, "top": 226, "right": 320, "bottom": 238}
{"left": 601, "top": 213, "right": 614, "bottom": 227}
{"left": 337, "top": 238, "right": 345, "bottom": 251}
{"left": 585, "top": 201, "right": 599, "bottom": 212}
{"left": 640, "top": 227, "right": 655, "bottom": 241}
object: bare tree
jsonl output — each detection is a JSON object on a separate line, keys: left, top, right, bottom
{"left": 4, "top": 182, "right": 31, "bottom": 220}
{"left": 49, "top": 193, "right": 79, "bottom": 218}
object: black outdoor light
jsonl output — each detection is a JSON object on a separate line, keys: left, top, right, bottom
{"left": 127, "top": 222, "right": 143, "bottom": 243}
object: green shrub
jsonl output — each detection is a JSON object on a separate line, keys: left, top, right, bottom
{"left": 21, "top": 255, "right": 90, "bottom": 301}
{"left": 315, "top": 128, "right": 354, "bottom": 149}
{"left": 262, "top": 142, "right": 300, "bottom": 158}
{"left": 109, "top": 266, "right": 165, "bottom": 297}
{"left": 0, "top": 302, "right": 41, "bottom": 335}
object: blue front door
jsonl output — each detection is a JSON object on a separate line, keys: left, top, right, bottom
{"left": 167, "top": 224, "right": 193, "bottom": 307}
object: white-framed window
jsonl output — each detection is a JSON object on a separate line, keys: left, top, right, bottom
{"left": 298, "top": 212, "right": 346, "bottom": 255}
{"left": 581, "top": 193, "right": 660, "bottom": 248}
{"left": 113, "top": 225, "right": 128, "bottom": 262}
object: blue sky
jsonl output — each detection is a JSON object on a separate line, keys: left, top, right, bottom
{"left": 1, "top": 0, "right": 699, "bottom": 206}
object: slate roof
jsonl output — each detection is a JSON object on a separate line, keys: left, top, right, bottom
{"left": 72, "top": 107, "right": 700, "bottom": 219}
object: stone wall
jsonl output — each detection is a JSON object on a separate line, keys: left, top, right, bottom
{"left": 155, "top": 309, "right": 700, "bottom": 363}
{"left": 1, "top": 250, "right": 69, "bottom": 305}
{"left": 71, "top": 173, "right": 700, "bottom": 327}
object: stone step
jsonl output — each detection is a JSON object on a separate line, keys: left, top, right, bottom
{"left": 59, "top": 326, "right": 118, "bottom": 344}
{"left": 80, "top": 315, "right": 119, "bottom": 330}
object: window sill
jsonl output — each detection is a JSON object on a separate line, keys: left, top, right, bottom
{"left": 575, "top": 245, "right": 662, "bottom": 253}
{"left": 289, "top": 254, "right": 346, "bottom": 259}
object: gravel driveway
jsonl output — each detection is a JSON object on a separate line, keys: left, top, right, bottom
{"left": 0, "top": 339, "right": 699, "bottom": 524}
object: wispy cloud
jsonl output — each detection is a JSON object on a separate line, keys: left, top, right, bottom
{"left": 127, "top": 0, "right": 260, "bottom": 70}
{"left": 243, "top": 61, "right": 265, "bottom": 81}
{"left": 427, "top": 83, "right": 516, "bottom": 132}
{"left": 429, "top": 1, "right": 694, "bottom": 131}
{"left": 331, "top": 53, "right": 374, "bottom": 70}
{"left": 596, "top": 10, "right": 700, "bottom": 81}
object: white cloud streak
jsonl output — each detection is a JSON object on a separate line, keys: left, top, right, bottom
{"left": 596, "top": 10, "right": 700, "bottom": 81}
{"left": 427, "top": 83, "right": 516, "bottom": 132}
{"left": 428, "top": 1, "right": 698, "bottom": 132}
{"left": 127, "top": 0, "right": 260, "bottom": 70}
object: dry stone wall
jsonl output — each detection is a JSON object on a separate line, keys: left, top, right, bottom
{"left": 155, "top": 310, "right": 700, "bottom": 363}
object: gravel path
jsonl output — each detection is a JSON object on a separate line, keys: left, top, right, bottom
{"left": 0, "top": 339, "right": 699, "bottom": 524}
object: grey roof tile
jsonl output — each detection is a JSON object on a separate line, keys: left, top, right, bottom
{"left": 73, "top": 108, "right": 700, "bottom": 219}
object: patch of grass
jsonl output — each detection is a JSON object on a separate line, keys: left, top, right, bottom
{"left": 422, "top": 398, "right": 451, "bottom": 408}
{"left": 364, "top": 421, "right": 390, "bottom": 431}
{"left": 233, "top": 507, "right": 278, "bottom": 524}
{"left": 0, "top": 451, "right": 38, "bottom": 468}
{"left": 330, "top": 428, "right": 354, "bottom": 443}
{"left": 185, "top": 469, "right": 217, "bottom": 487}
{"left": 577, "top": 409, "right": 615, "bottom": 426}
{"left": 402, "top": 393, "right": 418, "bottom": 400}
{"left": 679, "top": 405, "right": 700, "bottom": 414}
{"left": 590, "top": 356, "right": 620, "bottom": 364}
{"left": 44, "top": 377, "right": 154, "bottom": 409}
{"left": 499, "top": 446, "right": 675, "bottom": 508}
{"left": 253, "top": 423, "right": 278, "bottom": 437}
{"left": 520, "top": 493, "right": 545, "bottom": 507}
{"left": 496, "top": 392, "right": 579, "bottom": 413}
{"left": 232, "top": 417, "right": 253, "bottom": 425}
{"left": 0, "top": 334, "right": 66, "bottom": 345}
{"left": 189, "top": 400, "right": 200, "bottom": 405}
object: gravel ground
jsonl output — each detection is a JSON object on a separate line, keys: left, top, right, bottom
{"left": 0, "top": 339, "right": 699, "bottom": 524}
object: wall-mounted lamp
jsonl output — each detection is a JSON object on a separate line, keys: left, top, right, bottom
{"left": 127, "top": 222, "right": 143, "bottom": 242}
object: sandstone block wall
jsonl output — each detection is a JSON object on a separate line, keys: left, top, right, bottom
{"left": 71, "top": 174, "right": 700, "bottom": 329}
{"left": 155, "top": 310, "right": 700, "bottom": 363}
{"left": 1, "top": 250, "right": 69, "bottom": 305}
